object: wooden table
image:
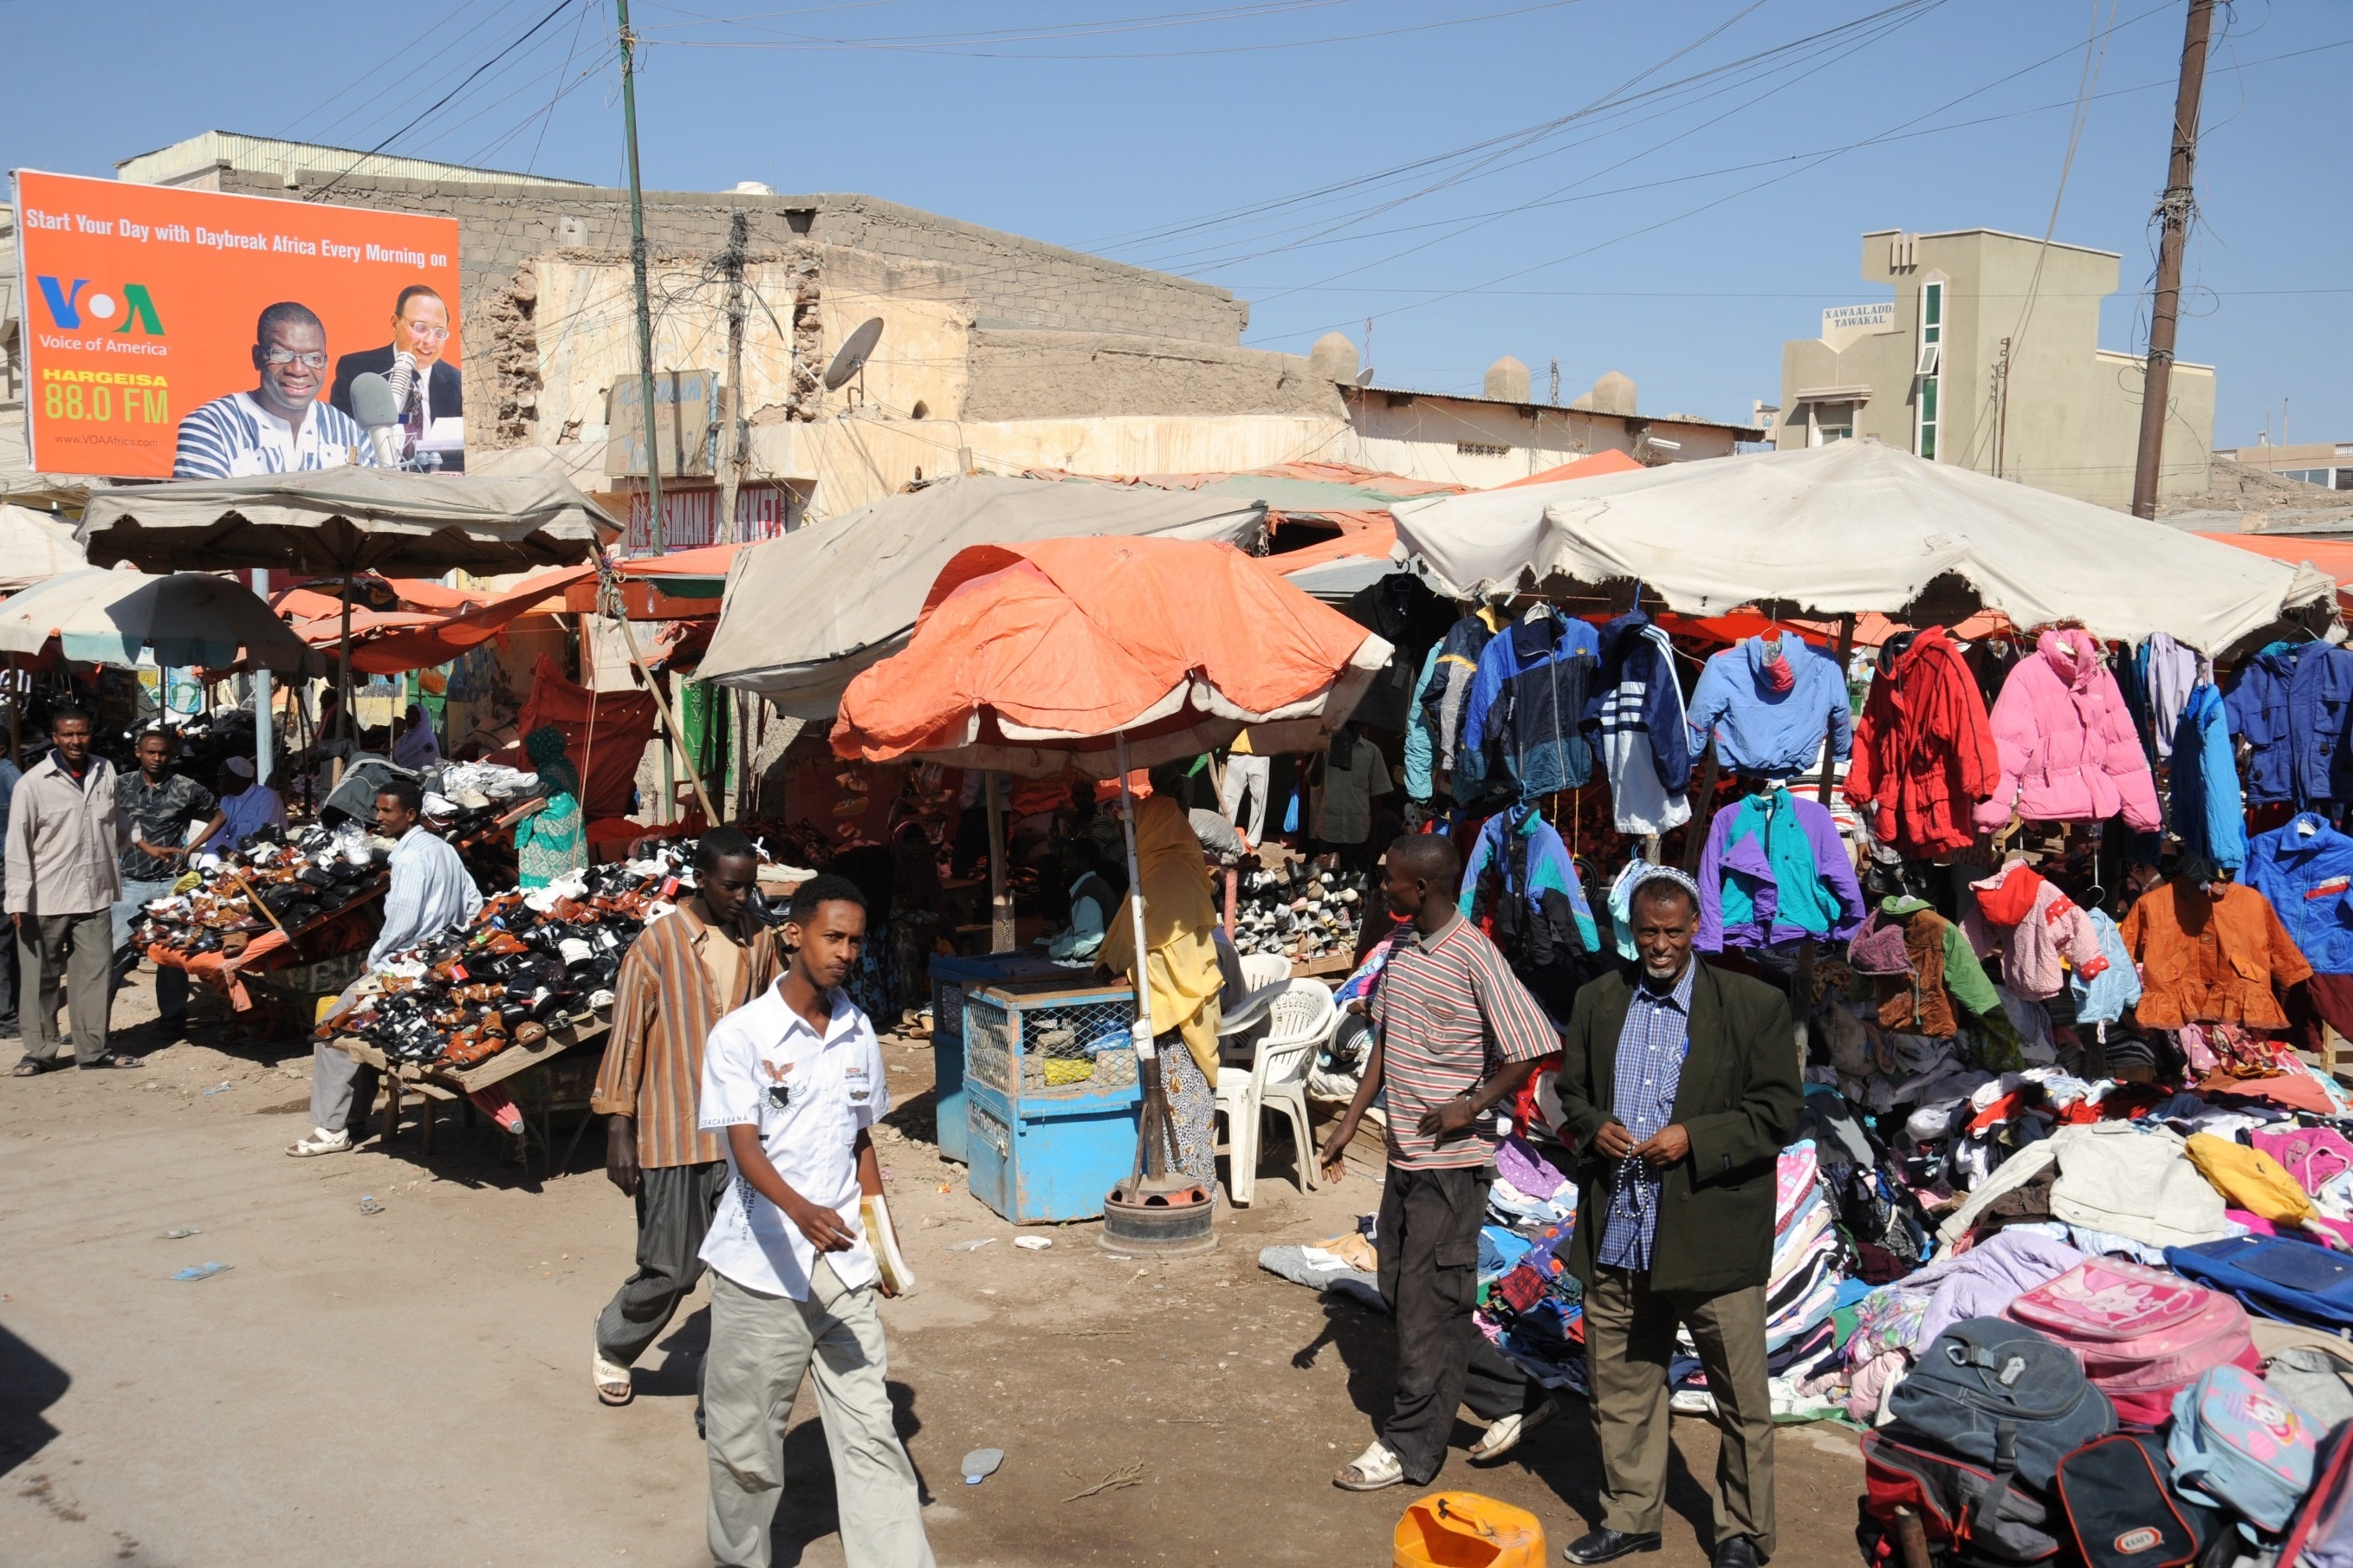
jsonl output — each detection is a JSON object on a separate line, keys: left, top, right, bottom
{"left": 335, "top": 1014, "right": 610, "bottom": 1170}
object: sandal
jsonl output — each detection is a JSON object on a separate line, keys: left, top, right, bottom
{"left": 1332, "top": 1440, "right": 1404, "bottom": 1492}
{"left": 79, "top": 1053, "right": 141, "bottom": 1070}
{"left": 11, "top": 1058, "right": 59, "bottom": 1077}
{"left": 593, "top": 1350, "right": 634, "bottom": 1406}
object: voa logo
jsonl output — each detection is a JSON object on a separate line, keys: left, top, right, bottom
{"left": 36, "top": 276, "right": 164, "bottom": 334}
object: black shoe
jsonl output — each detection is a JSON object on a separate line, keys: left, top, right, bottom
{"left": 1711, "top": 1538, "right": 1760, "bottom": 1568}
{"left": 1563, "top": 1529, "right": 1661, "bottom": 1565}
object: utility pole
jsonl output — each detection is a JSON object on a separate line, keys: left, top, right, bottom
{"left": 1994, "top": 336, "right": 2013, "bottom": 481}
{"left": 2129, "top": 0, "right": 2215, "bottom": 520}
{"left": 1548, "top": 358, "right": 1560, "bottom": 405}
{"left": 718, "top": 209, "right": 753, "bottom": 820}
{"left": 617, "top": 0, "right": 665, "bottom": 554}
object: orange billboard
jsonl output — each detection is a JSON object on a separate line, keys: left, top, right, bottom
{"left": 12, "top": 170, "right": 464, "bottom": 480}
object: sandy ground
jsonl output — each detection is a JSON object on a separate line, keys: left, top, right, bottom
{"left": 0, "top": 970, "right": 1867, "bottom": 1568}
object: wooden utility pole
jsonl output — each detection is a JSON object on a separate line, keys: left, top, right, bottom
{"left": 2129, "top": 0, "right": 2215, "bottom": 520}
{"left": 616, "top": 0, "right": 666, "bottom": 554}
{"left": 718, "top": 208, "right": 754, "bottom": 821}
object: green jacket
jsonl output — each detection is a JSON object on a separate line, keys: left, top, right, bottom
{"left": 1553, "top": 961, "right": 1802, "bottom": 1296}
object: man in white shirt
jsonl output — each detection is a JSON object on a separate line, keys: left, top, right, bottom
{"left": 173, "top": 301, "right": 375, "bottom": 479}
{"left": 288, "top": 778, "right": 482, "bottom": 1157}
{"left": 698, "top": 872, "right": 931, "bottom": 1568}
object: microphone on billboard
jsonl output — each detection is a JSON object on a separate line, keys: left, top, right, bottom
{"left": 386, "top": 350, "right": 418, "bottom": 417}
{"left": 350, "top": 373, "right": 405, "bottom": 468}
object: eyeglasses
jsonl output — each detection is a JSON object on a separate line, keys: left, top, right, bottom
{"left": 399, "top": 322, "right": 451, "bottom": 341}
{"left": 263, "top": 350, "right": 329, "bottom": 368}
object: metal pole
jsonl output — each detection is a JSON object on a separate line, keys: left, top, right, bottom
{"left": 985, "top": 771, "right": 1014, "bottom": 953}
{"left": 617, "top": 0, "right": 667, "bottom": 555}
{"left": 251, "top": 569, "right": 274, "bottom": 787}
{"left": 1115, "top": 733, "right": 1167, "bottom": 1182}
{"left": 2129, "top": 0, "right": 2216, "bottom": 520}
{"left": 717, "top": 208, "right": 749, "bottom": 548}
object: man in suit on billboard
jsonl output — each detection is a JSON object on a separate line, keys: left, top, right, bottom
{"left": 329, "top": 284, "right": 464, "bottom": 472}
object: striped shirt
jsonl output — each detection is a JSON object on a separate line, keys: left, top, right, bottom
{"left": 172, "top": 392, "right": 379, "bottom": 479}
{"left": 592, "top": 905, "right": 780, "bottom": 1170}
{"left": 1597, "top": 962, "right": 1695, "bottom": 1271}
{"left": 1371, "top": 912, "right": 1559, "bottom": 1168}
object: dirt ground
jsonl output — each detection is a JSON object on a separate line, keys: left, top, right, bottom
{"left": 0, "top": 971, "right": 1868, "bottom": 1568}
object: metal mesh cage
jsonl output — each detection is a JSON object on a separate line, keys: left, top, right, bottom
{"left": 933, "top": 978, "right": 967, "bottom": 1040}
{"left": 1018, "top": 997, "right": 1138, "bottom": 1097}
{"left": 965, "top": 1000, "right": 1014, "bottom": 1095}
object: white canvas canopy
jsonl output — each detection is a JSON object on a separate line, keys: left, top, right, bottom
{"left": 699, "top": 473, "right": 1267, "bottom": 718}
{"left": 1391, "top": 441, "right": 2334, "bottom": 654}
{"left": 0, "top": 504, "right": 87, "bottom": 592}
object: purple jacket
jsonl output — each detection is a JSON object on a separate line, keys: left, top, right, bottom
{"left": 1696, "top": 787, "right": 1865, "bottom": 951}
{"left": 1904, "top": 1228, "right": 2088, "bottom": 1351}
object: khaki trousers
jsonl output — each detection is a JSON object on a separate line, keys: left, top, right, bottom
{"left": 1581, "top": 1268, "right": 1775, "bottom": 1558}
{"left": 704, "top": 1259, "right": 933, "bottom": 1568}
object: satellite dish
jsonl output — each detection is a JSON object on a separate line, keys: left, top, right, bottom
{"left": 824, "top": 317, "right": 885, "bottom": 392}
{"left": 1355, "top": 367, "right": 1375, "bottom": 386}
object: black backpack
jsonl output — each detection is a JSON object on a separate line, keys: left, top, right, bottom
{"left": 2053, "top": 1432, "right": 2237, "bottom": 1568}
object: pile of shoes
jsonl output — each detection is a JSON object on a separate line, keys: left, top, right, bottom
{"left": 132, "top": 823, "right": 389, "bottom": 961}
{"left": 1218, "top": 858, "right": 1368, "bottom": 963}
{"left": 328, "top": 846, "right": 697, "bottom": 1073}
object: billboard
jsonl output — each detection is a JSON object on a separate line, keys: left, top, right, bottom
{"left": 12, "top": 170, "right": 464, "bottom": 479}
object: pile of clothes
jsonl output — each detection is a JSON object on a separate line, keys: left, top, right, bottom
{"left": 1216, "top": 858, "right": 1368, "bottom": 963}
{"left": 327, "top": 846, "right": 696, "bottom": 1072}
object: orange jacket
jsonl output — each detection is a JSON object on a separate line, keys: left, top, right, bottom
{"left": 2116, "top": 878, "right": 2314, "bottom": 1030}
{"left": 1844, "top": 627, "right": 2000, "bottom": 857}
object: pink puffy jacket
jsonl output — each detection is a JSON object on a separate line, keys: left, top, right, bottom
{"left": 1974, "top": 629, "right": 2162, "bottom": 833}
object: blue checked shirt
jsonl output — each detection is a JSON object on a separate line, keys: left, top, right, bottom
{"left": 1597, "top": 962, "right": 1695, "bottom": 1271}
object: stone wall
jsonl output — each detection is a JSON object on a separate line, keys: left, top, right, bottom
{"left": 962, "top": 330, "right": 1343, "bottom": 422}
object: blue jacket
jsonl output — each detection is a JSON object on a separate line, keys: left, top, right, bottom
{"left": 2244, "top": 813, "right": 2353, "bottom": 975}
{"left": 2170, "top": 684, "right": 2246, "bottom": 871}
{"left": 2225, "top": 642, "right": 2353, "bottom": 806}
{"left": 1402, "top": 644, "right": 1443, "bottom": 800}
{"left": 1582, "top": 611, "right": 1693, "bottom": 794}
{"left": 1686, "top": 634, "right": 1853, "bottom": 779}
{"left": 1462, "top": 610, "right": 1598, "bottom": 800}
{"left": 1421, "top": 609, "right": 1501, "bottom": 785}
{"left": 1459, "top": 805, "right": 1601, "bottom": 955}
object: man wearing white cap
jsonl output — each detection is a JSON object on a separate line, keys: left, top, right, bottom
{"left": 214, "top": 756, "right": 287, "bottom": 849}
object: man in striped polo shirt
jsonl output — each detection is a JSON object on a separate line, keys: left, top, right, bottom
{"left": 1321, "top": 833, "right": 1559, "bottom": 1493}
{"left": 172, "top": 301, "right": 377, "bottom": 479}
{"left": 589, "top": 826, "right": 778, "bottom": 1407}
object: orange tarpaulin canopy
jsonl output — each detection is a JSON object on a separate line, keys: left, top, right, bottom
{"left": 2201, "top": 534, "right": 2353, "bottom": 602}
{"left": 1267, "top": 518, "right": 1397, "bottom": 577}
{"left": 276, "top": 564, "right": 593, "bottom": 676}
{"left": 1496, "top": 449, "right": 1645, "bottom": 489}
{"left": 833, "top": 535, "right": 1390, "bottom": 777}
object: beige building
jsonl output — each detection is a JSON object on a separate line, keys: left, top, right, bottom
{"left": 1775, "top": 228, "right": 2214, "bottom": 509}
{"left": 2214, "top": 440, "right": 2353, "bottom": 493}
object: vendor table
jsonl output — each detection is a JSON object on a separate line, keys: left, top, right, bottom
{"left": 334, "top": 1014, "right": 609, "bottom": 1171}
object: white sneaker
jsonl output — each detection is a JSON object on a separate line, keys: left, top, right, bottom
{"left": 1332, "top": 1440, "right": 1405, "bottom": 1492}
{"left": 285, "top": 1126, "right": 352, "bottom": 1157}
{"left": 1469, "top": 1399, "right": 1556, "bottom": 1462}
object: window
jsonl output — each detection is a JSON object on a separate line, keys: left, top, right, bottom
{"left": 1915, "top": 279, "right": 1944, "bottom": 461}
{"left": 1456, "top": 441, "right": 1510, "bottom": 457}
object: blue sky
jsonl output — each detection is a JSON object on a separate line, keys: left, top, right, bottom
{"left": 9, "top": 0, "right": 2348, "bottom": 448}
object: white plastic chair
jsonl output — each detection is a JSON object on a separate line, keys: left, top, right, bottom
{"left": 1239, "top": 952, "right": 1292, "bottom": 992}
{"left": 1215, "top": 978, "right": 1337, "bottom": 1206}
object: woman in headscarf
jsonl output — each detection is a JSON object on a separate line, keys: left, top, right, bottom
{"left": 1099, "top": 791, "right": 1225, "bottom": 1198}
{"left": 391, "top": 702, "right": 442, "bottom": 771}
{"left": 214, "top": 755, "right": 287, "bottom": 848}
{"left": 515, "top": 725, "right": 587, "bottom": 889}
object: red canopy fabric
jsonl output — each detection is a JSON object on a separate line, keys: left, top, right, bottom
{"left": 2201, "top": 534, "right": 2353, "bottom": 606}
{"left": 832, "top": 535, "right": 1390, "bottom": 776}
{"left": 1496, "top": 449, "right": 1645, "bottom": 489}
{"left": 514, "top": 652, "right": 659, "bottom": 818}
{"left": 277, "top": 565, "right": 593, "bottom": 676}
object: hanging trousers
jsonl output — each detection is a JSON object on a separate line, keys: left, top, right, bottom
{"left": 1220, "top": 755, "right": 1272, "bottom": 844}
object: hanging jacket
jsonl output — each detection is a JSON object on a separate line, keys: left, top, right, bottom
{"left": 1961, "top": 859, "right": 2109, "bottom": 1003}
{"left": 2070, "top": 907, "right": 2142, "bottom": 1027}
{"left": 1842, "top": 625, "right": 2000, "bottom": 858}
{"left": 1685, "top": 632, "right": 1852, "bottom": 779}
{"left": 1459, "top": 804, "right": 1599, "bottom": 1020}
{"left": 1462, "top": 607, "right": 1598, "bottom": 801}
{"left": 2171, "top": 684, "right": 2246, "bottom": 871}
{"left": 1583, "top": 611, "right": 1693, "bottom": 835}
{"left": 2244, "top": 813, "right": 2353, "bottom": 975}
{"left": 1858, "top": 895, "right": 2001, "bottom": 1038}
{"left": 1695, "top": 786, "right": 1865, "bottom": 951}
{"left": 1422, "top": 608, "right": 1502, "bottom": 786}
{"left": 2142, "top": 632, "right": 2212, "bottom": 762}
{"left": 1975, "top": 628, "right": 2162, "bottom": 833}
{"left": 2224, "top": 641, "right": 2353, "bottom": 807}
{"left": 1401, "top": 644, "right": 1444, "bottom": 800}
{"left": 2116, "top": 878, "right": 2315, "bottom": 1031}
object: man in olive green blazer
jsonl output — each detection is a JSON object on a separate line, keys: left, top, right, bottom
{"left": 1552, "top": 867, "right": 1801, "bottom": 1568}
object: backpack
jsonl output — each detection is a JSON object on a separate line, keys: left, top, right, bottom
{"left": 1859, "top": 1429, "right": 2061, "bottom": 1565}
{"left": 2185, "top": 1133, "right": 2316, "bottom": 1226}
{"left": 2252, "top": 1125, "right": 2353, "bottom": 1196}
{"left": 2053, "top": 1432, "right": 2236, "bottom": 1568}
{"left": 2166, "top": 1236, "right": 2353, "bottom": 1332}
{"left": 1885, "top": 1319, "right": 2117, "bottom": 1493}
{"left": 2167, "top": 1362, "right": 2320, "bottom": 1534}
{"left": 2278, "top": 1425, "right": 2353, "bottom": 1568}
{"left": 2005, "top": 1259, "right": 2260, "bottom": 1429}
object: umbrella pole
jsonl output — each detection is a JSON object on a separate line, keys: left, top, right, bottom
{"left": 1115, "top": 735, "right": 1176, "bottom": 1187}
{"left": 334, "top": 587, "right": 353, "bottom": 789}
{"left": 6, "top": 656, "right": 17, "bottom": 768}
{"left": 252, "top": 571, "right": 273, "bottom": 787}
{"left": 985, "top": 772, "right": 1013, "bottom": 954}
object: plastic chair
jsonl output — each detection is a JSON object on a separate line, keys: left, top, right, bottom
{"left": 1215, "top": 978, "right": 1337, "bottom": 1206}
{"left": 1239, "top": 952, "right": 1292, "bottom": 992}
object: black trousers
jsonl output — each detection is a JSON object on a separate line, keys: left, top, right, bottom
{"left": 1377, "top": 1162, "right": 1533, "bottom": 1483}
{"left": 596, "top": 1159, "right": 732, "bottom": 1366}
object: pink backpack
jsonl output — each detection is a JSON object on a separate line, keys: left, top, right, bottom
{"left": 2005, "top": 1258, "right": 2260, "bottom": 1428}
{"left": 2252, "top": 1125, "right": 2353, "bottom": 1195}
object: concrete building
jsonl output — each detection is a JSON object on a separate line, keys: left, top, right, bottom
{"left": 1775, "top": 228, "right": 2214, "bottom": 510}
{"left": 2, "top": 132, "right": 1761, "bottom": 530}
{"left": 2215, "top": 440, "right": 2353, "bottom": 493}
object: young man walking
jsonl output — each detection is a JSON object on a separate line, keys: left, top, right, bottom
{"left": 114, "top": 726, "right": 225, "bottom": 1042}
{"left": 1552, "top": 866, "right": 1800, "bottom": 1568}
{"left": 589, "top": 826, "right": 778, "bottom": 1406}
{"left": 9, "top": 708, "right": 136, "bottom": 1073}
{"left": 1320, "top": 833, "right": 1562, "bottom": 1493}
{"left": 698, "top": 872, "right": 931, "bottom": 1568}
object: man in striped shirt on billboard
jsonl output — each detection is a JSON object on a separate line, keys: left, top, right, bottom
{"left": 1320, "top": 832, "right": 1560, "bottom": 1493}
{"left": 588, "top": 827, "right": 779, "bottom": 1409}
{"left": 172, "top": 301, "right": 378, "bottom": 479}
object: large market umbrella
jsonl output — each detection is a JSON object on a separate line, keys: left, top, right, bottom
{"left": 833, "top": 534, "right": 1390, "bottom": 1210}
{"left": 1391, "top": 439, "right": 2334, "bottom": 653}
{"left": 0, "top": 567, "right": 321, "bottom": 673}
{"left": 0, "top": 504, "right": 87, "bottom": 592}
{"left": 700, "top": 474, "right": 1267, "bottom": 719}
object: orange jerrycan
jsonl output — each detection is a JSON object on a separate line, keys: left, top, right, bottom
{"left": 1393, "top": 1492, "right": 1546, "bottom": 1568}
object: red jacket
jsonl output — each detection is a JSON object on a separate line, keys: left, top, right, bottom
{"left": 1844, "top": 626, "right": 2000, "bottom": 857}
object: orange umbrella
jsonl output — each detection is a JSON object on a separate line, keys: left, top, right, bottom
{"left": 832, "top": 535, "right": 1390, "bottom": 777}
